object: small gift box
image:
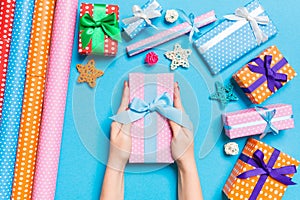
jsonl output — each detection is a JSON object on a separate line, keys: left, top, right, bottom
{"left": 233, "top": 45, "right": 297, "bottom": 104}
{"left": 111, "top": 73, "right": 192, "bottom": 163}
{"left": 122, "top": 0, "right": 162, "bottom": 39}
{"left": 78, "top": 3, "right": 121, "bottom": 56}
{"left": 223, "top": 138, "right": 299, "bottom": 200}
{"left": 194, "top": 0, "right": 277, "bottom": 75}
{"left": 223, "top": 104, "right": 294, "bottom": 139}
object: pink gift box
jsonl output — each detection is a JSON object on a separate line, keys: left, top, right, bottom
{"left": 129, "top": 73, "right": 174, "bottom": 163}
{"left": 222, "top": 104, "right": 294, "bottom": 139}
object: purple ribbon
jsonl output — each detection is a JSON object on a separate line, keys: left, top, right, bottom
{"left": 238, "top": 149, "right": 297, "bottom": 200}
{"left": 242, "top": 55, "right": 288, "bottom": 93}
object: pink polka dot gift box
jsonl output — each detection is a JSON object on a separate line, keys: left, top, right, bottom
{"left": 78, "top": 3, "right": 121, "bottom": 56}
{"left": 222, "top": 104, "right": 294, "bottom": 139}
{"left": 223, "top": 138, "right": 299, "bottom": 200}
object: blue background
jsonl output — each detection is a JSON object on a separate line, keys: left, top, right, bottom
{"left": 55, "top": 0, "right": 300, "bottom": 199}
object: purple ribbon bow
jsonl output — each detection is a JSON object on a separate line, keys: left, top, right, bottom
{"left": 243, "top": 55, "right": 288, "bottom": 93}
{"left": 238, "top": 149, "right": 297, "bottom": 200}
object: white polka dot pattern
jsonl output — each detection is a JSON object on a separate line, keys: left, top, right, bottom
{"left": 223, "top": 104, "right": 294, "bottom": 139}
{"left": 0, "top": 0, "right": 16, "bottom": 121}
{"left": 223, "top": 138, "right": 300, "bottom": 200}
{"left": 128, "top": 73, "right": 174, "bottom": 163}
{"left": 194, "top": 0, "right": 277, "bottom": 75}
{"left": 11, "top": 0, "right": 56, "bottom": 199}
{"left": 31, "top": 0, "right": 78, "bottom": 199}
{"left": 123, "top": 0, "right": 162, "bottom": 39}
{"left": 0, "top": 0, "right": 36, "bottom": 199}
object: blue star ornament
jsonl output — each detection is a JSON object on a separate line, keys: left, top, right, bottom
{"left": 209, "top": 81, "right": 238, "bottom": 106}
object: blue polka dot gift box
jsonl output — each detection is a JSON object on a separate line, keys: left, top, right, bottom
{"left": 122, "top": 0, "right": 163, "bottom": 39}
{"left": 78, "top": 3, "right": 121, "bottom": 56}
{"left": 194, "top": 0, "right": 277, "bottom": 75}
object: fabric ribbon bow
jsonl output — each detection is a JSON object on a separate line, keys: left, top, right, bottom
{"left": 255, "top": 106, "right": 279, "bottom": 139}
{"left": 249, "top": 55, "right": 288, "bottom": 93}
{"left": 110, "top": 92, "right": 193, "bottom": 130}
{"left": 122, "top": 1, "right": 162, "bottom": 30}
{"left": 224, "top": 7, "right": 269, "bottom": 45}
{"left": 238, "top": 149, "right": 297, "bottom": 186}
{"left": 80, "top": 13, "right": 121, "bottom": 49}
{"left": 177, "top": 10, "right": 201, "bottom": 43}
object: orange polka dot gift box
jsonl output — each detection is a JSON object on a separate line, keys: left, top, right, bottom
{"left": 78, "top": 3, "right": 121, "bottom": 56}
{"left": 233, "top": 45, "right": 297, "bottom": 104}
{"left": 222, "top": 104, "right": 294, "bottom": 139}
{"left": 223, "top": 138, "right": 299, "bottom": 200}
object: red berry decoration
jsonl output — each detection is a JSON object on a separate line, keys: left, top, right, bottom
{"left": 145, "top": 52, "right": 159, "bottom": 66}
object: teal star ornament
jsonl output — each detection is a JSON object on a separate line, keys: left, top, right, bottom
{"left": 209, "top": 81, "right": 238, "bottom": 106}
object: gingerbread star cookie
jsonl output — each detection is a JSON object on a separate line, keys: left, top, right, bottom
{"left": 76, "top": 59, "right": 104, "bottom": 88}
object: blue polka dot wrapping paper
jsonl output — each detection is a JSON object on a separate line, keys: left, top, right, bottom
{"left": 194, "top": 0, "right": 277, "bottom": 75}
{"left": 0, "top": 0, "right": 35, "bottom": 199}
{"left": 122, "top": 0, "right": 163, "bottom": 39}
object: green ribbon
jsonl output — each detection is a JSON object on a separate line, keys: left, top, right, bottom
{"left": 80, "top": 4, "right": 121, "bottom": 53}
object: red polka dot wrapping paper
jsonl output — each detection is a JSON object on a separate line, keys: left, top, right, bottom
{"left": 78, "top": 3, "right": 119, "bottom": 56}
{"left": 223, "top": 138, "right": 300, "bottom": 200}
{"left": 128, "top": 73, "right": 174, "bottom": 163}
{"left": 222, "top": 104, "right": 294, "bottom": 139}
{"left": 0, "top": 0, "right": 16, "bottom": 120}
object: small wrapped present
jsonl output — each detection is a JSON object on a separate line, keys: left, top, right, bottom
{"left": 111, "top": 73, "right": 192, "bottom": 163}
{"left": 78, "top": 3, "right": 121, "bottom": 56}
{"left": 127, "top": 10, "right": 216, "bottom": 56}
{"left": 233, "top": 45, "right": 297, "bottom": 104}
{"left": 194, "top": 0, "right": 277, "bottom": 75}
{"left": 122, "top": 0, "right": 162, "bottom": 39}
{"left": 223, "top": 104, "right": 294, "bottom": 139}
{"left": 223, "top": 138, "right": 299, "bottom": 200}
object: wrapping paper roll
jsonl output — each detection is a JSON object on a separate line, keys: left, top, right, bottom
{"left": 11, "top": 0, "right": 56, "bottom": 199}
{"left": 0, "top": 0, "right": 16, "bottom": 120}
{"left": 32, "top": 0, "right": 78, "bottom": 199}
{"left": 0, "top": 0, "right": 36, "bottom": 199}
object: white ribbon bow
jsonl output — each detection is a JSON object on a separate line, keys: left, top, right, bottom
{"left": 224, "top": 7, "right": 270, "bottom": 45}
{"left": 122, "top": 0, "right": 162, "bottom": 30}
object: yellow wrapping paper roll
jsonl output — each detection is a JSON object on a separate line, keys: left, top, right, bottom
{"left": 11, "top": 0, "right": 56, "bottom": 199}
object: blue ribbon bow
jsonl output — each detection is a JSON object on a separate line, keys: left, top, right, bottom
{"left": 177, "top": 10, "right": 201, "bottom": 43}
{"left": 110, "top": 92, "right": 193, "bottom": 130}
{"left": 248, "top": 55, "right": 288, "bottom": 93}
{"left": 255, "top": 106, "right": 279, "bottom": 139}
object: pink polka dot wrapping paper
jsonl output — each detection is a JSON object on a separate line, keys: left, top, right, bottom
{"left": 0, "top": 0, "right": 16, "bottom": 120}
{"left": 129, "top": 73, "right": 174, "bottom": 163}
{"left": 222, "top": 104, "right": 294, "bottom": 139}
{"left": 78, "top": 3, "right": 119, "bottom": 56}
{"left": 126, "top": 10, "right": 216, "bottom": 56}
{"left": 31, "top": 0, "right": 78, "bottom": 199}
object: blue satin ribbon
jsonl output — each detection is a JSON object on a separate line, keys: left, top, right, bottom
{"left": 110, "top": 92, "right": 193, "bottom": 130}
{"left": 238, "top": 149, "right": 297, "bottom": 200}
{"left": 177, "top": 10, "right": 201, "bottom": 43}
{"left": 255, "top": 106, "right": 279, "bottom": 139}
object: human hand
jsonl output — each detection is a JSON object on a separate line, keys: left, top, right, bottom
{"left": 108, "top": 81, "right": 132, "bottom": 171}
{"left": 169, "top": 82, "right": 195, "bottom": 170}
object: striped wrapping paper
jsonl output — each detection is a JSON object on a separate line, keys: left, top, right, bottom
{"left": 0, "top": 0, "right": 36, "bottom": 199}
{"left": 0, "top": 0, "right": 16, "bottom": 120}
{"left": 32, "top": 0, "right": 78, "bottom": 199}
{"left": 11, "top": 0, "right": 56, "bottom": 199}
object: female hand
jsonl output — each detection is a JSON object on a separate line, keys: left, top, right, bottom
{"left": 169, "top": 82, "right": 194, "bottom": 169}
{"left": 107, "top": 81, "right": 132, "bottom": 171}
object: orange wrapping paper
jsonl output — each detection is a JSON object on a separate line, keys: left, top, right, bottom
{"left": 223, "top": 138, "right": 299, "bottom": 200}
{"left": 11, "top": 0, "right": 56, "bottom": 199}
{"left": 233, "top": 45, "right": 297, "bottom": 104}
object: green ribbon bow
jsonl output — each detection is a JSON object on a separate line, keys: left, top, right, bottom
{"left": 80, "top": 6, "right": 121, "bottom": 53}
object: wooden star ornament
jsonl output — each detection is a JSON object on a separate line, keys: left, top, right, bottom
{"left": 76, "top": 59, "right": 104, "bottom": 88}
{"left": 210, "top": 81, "right": 238, "bottom": 106}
